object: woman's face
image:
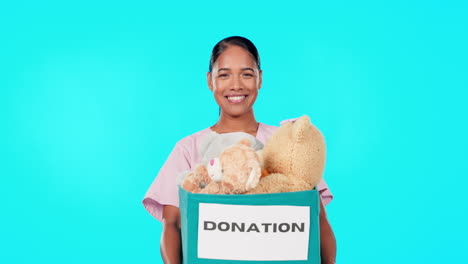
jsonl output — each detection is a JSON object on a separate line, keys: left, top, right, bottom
{"left": 207, "top": 45, "right": 262, "bottom": 118}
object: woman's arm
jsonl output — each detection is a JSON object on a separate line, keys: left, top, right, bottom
{"left": 320, "top": 199, "right": 337, "bottom": 264}
{"left": 161, "top": 205, "right": 182, "bottom": 264}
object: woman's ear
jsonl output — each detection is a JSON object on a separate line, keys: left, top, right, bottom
{"left": 207, "top": 72, "right": 214, "bottom": 91}
{"left": 258, "top": 70, "right": 263, "bottom": 90}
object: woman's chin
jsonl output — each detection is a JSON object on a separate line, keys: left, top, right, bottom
{"left": 221, "top": 108, "right": 254, "bottom": 118}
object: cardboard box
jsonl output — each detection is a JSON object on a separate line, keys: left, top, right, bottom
{"left": 179, "top": 187, "right": 321, "bottom": 263}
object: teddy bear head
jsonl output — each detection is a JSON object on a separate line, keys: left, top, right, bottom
{"left": 207, "top": 139, "right": 262, "bottom": 193}
{"left": 262, "top": 115, "right": 326, "bottom": 188}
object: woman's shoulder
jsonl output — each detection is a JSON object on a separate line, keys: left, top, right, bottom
{"left": 177, "top": 128, "right": 211, "bottom": 145}
{"left": 259, "top": 122, "right": 279, "bottom": 132}
{"left": 257, "top": 117, "right": 303, "bottom": 142}
{"left": 175, "top": 127, "right": 212, "bottom": 149}
{"left": 257, "top": 122, "right": 279, "bottom": 144}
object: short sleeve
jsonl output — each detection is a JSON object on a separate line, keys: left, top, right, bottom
{"left": 317, "top": 178, "right": 333, "bottom": 206}
{"left": 142, "top": 142, "right": 191, "bottom": 222}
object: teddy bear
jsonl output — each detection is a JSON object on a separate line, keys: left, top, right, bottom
{"left": 181, "top": 139, "right": 263, "bottom": 194}
{"left": 246, "top": 115, "right": 326, "bottom": 194}
{"left": 198, "top": 131, "right": 264, "bottom": 165}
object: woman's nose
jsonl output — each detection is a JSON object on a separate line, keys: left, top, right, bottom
{"left": 231, "top": 75, "right": 243, "bottom": 90}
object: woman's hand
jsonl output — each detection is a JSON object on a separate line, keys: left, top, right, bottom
{"left": 161, "top": 205, "right": 182, "bottom": 264}
{"left": 320, "top": 198, "right": 337, "bottom": 264}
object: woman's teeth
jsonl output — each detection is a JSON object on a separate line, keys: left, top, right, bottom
{"left": 227, "top": 95, "right": 246, "bottom": 103}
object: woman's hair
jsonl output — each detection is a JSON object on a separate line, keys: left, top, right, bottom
{"left": 209, "top": 36, "right": 261, "bottom": 72}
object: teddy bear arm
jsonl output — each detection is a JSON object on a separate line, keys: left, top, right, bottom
{"left": 246, "top": 173, "right": 291, "bottom": 194}
{"left": 182, "top": 172, "right": 205, "bottom": 193}
{"left": 288, "top": 178, "right": 316, "bottom": 192}
{"left": 289, "top": 171, "right": 324, "bottom": 192}
{"left": 194, "top": 164, "right": 212, "bottom": 184}
{"left": 199, "top": 181, "right": 222, "bottom": 194}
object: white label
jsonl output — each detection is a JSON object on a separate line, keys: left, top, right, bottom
{"left": 198, "top": 203, "right": 310, "bottom": 261}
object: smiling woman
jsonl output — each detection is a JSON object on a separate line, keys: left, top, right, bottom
{"left": 142, "top": 36, "right": 336, "bottom": 264}
{"left": 207, "top": 37, "right": 262, "bottom": 135}
{"left": 208, "top": 51, "right": 261, "bottom": 133}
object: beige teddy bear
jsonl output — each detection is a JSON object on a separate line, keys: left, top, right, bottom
{"left": 181, "top": 139, "right": 262, "bottom": 194}
{"left": 247, "top": 115, "right": 326, "bottom": 194}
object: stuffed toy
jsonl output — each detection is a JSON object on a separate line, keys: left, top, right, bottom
{"left": 198, "top": 131, "right": 264, "bottom": 165}
{"left": 181, "top": 139, "right": 262, "bottom": 194}
{"left": 247, "top": 115, "right": 326, "bottom": 194}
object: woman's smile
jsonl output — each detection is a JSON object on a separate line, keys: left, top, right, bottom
{"left": 226, "top": 95, "right": 248, "bottom": 103}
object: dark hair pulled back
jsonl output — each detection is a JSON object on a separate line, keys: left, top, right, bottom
{"left": 209, "top": 36, "right": 261, "bottom": 72}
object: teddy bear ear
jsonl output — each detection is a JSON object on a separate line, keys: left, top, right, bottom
{"left": 238, "top": 138, "right": 251, "bottom": 147}
{"left": 292, "top": 115, "right": 311, "bottom": 141}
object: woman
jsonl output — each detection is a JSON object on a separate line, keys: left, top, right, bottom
{"left": 143, "top": 36, "right": 336, "bottom": 264}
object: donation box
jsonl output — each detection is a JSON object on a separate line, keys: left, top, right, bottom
{"left": 179, "top": 187, "right": 321, "bottom": 264}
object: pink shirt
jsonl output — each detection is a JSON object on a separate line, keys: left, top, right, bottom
{"left": 142, "top": 122, "right": 333, "bottom": 222}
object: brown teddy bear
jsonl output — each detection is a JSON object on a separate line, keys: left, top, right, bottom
{"left": 247, "top": 115, "right": 326, "bottom": 194}
{"left": 181, "top": 139, "right": 262, "bottom": 194}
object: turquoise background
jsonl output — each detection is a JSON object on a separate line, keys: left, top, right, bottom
{"left": 1, "top": 0, "right": 467, "bottom": 263}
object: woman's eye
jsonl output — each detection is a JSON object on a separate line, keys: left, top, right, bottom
{"left": 218, "top": 74, "right": 229, "bottom": 78}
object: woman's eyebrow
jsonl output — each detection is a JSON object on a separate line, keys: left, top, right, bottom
{"left": 217, "top": 67, "right": 255, "bottom": 72}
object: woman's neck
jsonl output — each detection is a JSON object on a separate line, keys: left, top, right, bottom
{"left": 210, "top": 112, "right": 259, "bottom": 136}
